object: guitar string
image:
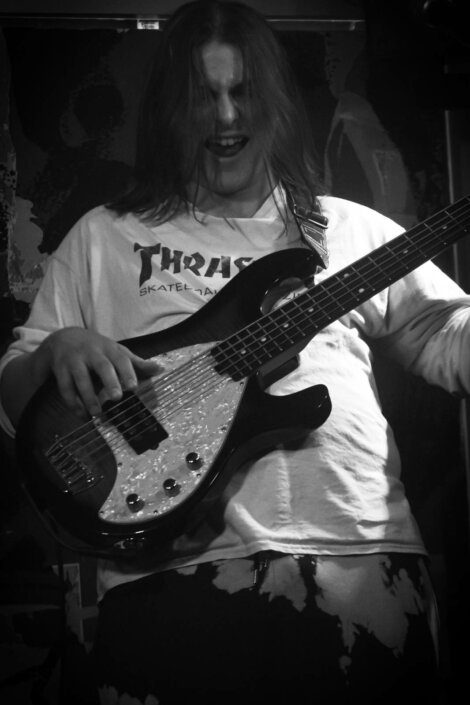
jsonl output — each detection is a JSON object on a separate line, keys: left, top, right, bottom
{"left": 58, "top": 194, "right": 470, "bottom": 442}
{"left": 47, "top": 200, "right": 470, "bottom": 475}
{"left": 48, "top": 356, "right": 228, "bottom": 478}
{"left": 45, "top": 198, "right": 470, "bottom": 472}
{"left": 92, "top": 197, "right": 470, "bottom": 426}
{"left": 50, "top": 241, "right": 470, "bottom": 483}
{"left": 219, "top": 230, "right": 457, "bottom": 374}
{"left": 47, "top": 352, "right": 217, "bottom": 461}
{"left": 49, "top": 200, "right": 470, "bottom": 477}
{"left": 104, "top": 199, "right": 470, "bottom": 435}
{"left": 48, "top": 238, "right": 470, "bottom": 484}
{"left": 215, "top": 200, "right": 470, "bottom": 374}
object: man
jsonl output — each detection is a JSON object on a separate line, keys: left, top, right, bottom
{"left": 1, "top": 2, "right": 470, "bottom": 703}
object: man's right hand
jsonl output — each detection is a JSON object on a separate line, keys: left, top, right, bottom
{"left": 31, "top": 327, "right": 160, "bottom": 417}
{"left": 1, "top": 327, "right": 160, "bottom": 428}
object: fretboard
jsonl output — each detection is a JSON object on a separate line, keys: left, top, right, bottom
{"left": 212, "top": 195, "right": 470, "bottom": 380}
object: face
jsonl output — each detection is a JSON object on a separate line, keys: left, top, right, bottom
{"left": 192, "top": 40, "right": 269, "bottom": 210}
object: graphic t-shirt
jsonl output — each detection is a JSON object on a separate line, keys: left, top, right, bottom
{"left": 2, "top": 189, "right": 470, "bottom": 597}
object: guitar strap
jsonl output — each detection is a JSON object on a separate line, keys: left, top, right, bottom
{"left": 284, "top": 185, "right": 329, "bottom": 270}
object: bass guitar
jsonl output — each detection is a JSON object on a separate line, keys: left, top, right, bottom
{"left": 16, "top": 195, "right": 470, "bottom": 558}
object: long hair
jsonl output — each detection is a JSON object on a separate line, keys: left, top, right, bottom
{"left": 108, "top": 0, "right": 322, "bottom": 223}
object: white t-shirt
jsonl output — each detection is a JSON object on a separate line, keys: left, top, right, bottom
{"left": 2, "top": 190, "right": 470, "bottom": 597}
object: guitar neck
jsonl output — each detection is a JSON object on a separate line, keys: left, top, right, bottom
{"left": 212, "top": 195, "right": 470, "bottom": 380}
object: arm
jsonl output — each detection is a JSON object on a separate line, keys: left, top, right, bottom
{"left": 0, "top": 327, "right": 159, "bottom": 430}
{"left": 326, "top": 198, "right": 470, "bottom": 394}
{"left": 366, "top": 259, "right": 470, "bottom": 394}
{"left": 0, "top": 211, "right": 159, "bottom": 435}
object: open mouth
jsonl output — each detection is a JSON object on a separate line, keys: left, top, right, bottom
{"left": 205, "top": 135, "right": 249, "bottom": 158}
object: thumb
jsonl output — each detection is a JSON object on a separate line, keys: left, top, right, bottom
{"left": 131, "top": 354, "right": 163, "bottom": 377}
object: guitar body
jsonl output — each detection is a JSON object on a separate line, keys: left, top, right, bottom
{"left": 16, "top": 248, "right": 331, "bottom": 558}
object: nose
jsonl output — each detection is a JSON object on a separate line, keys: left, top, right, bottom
{"left": 216, "top": 92, "right": 238, "bottom": 126}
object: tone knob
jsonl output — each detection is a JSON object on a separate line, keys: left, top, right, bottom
{"left": 126, "top": 493, "right": 145, "bottom": 512}
{"left": 163, "top": 478, "right": 181, "bottom": 496}
{"left": 186, "top": 452, "right": 203, "bottom": 470}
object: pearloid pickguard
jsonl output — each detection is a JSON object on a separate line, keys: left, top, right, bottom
{"left": 94, "top": 342, "right": 245, "bottom": 524}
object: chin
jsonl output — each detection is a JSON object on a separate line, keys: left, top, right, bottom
{"left": 207, "top": 165, "right": 263, "bottom": 196}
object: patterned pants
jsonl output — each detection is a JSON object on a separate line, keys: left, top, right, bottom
{"left": 92, "top": 552, "right": 440, "bottom": 705}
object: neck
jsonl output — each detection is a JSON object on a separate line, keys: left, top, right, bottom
{"left": 187, "top": 177, "right": 275, "bottom": 218}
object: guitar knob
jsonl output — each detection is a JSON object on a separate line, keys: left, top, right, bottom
{"left": 163, "top": 478, "right": 181, "bottom": 496}
{"left": 126, "top": 493, "right": 145, "bottom": 512}
{"left": 186, "top": 452, "right": 203, "bottom": 470}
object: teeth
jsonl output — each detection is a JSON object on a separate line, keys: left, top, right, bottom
{"left": 205, "top": 135, "right": 248, "bottom": 157}
{"left": 212, "top": 137, "right": 243, "bottom": 146}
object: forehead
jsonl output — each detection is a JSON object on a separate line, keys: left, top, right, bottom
{"left": 199, "top": 40, "right": 243, "bottom": 88}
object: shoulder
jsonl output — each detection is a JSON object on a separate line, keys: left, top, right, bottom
{"left": 73, "top": 204, "right": 128, "bottom": 234}
{"left": 52, "top": 206, "right": 139, "bottom": 256}
{"left": 318, "top": 195, "right": 404, "bottom": 233}
{"left": 318, "top": 195, "right": 404, "bottom": 248}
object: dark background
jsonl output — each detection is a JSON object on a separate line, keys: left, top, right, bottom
{"left": 0, "top": 1, "right": 469, "bottom": 702}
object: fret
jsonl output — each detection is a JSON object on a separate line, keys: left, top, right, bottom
{"left": 331, "top": 268, "right": 359, "bottom": 301}
{"left": 289, "top": 315, "right": 309, "bottom": 338}
{"left": 212, "top": 195, "right": 470, "bottom": 379}
{"left": 356, "top": 256, "right": 388, "bottom": 292}
{"left": 338, "top": 264, "right": 374, "bottom": 301}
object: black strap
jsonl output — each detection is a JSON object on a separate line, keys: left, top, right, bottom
{"left": 284, "top": 186, "right": 329, "bottom": 269}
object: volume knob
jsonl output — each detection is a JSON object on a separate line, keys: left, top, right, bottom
{"left": 163, "top": 478, "right": 181, "bottom": 496}
{"left": 186, "top": 452, "right": 203, "bottom": 470}
{"left": 126, "top": 493, "right": 145, "bottom": 512}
